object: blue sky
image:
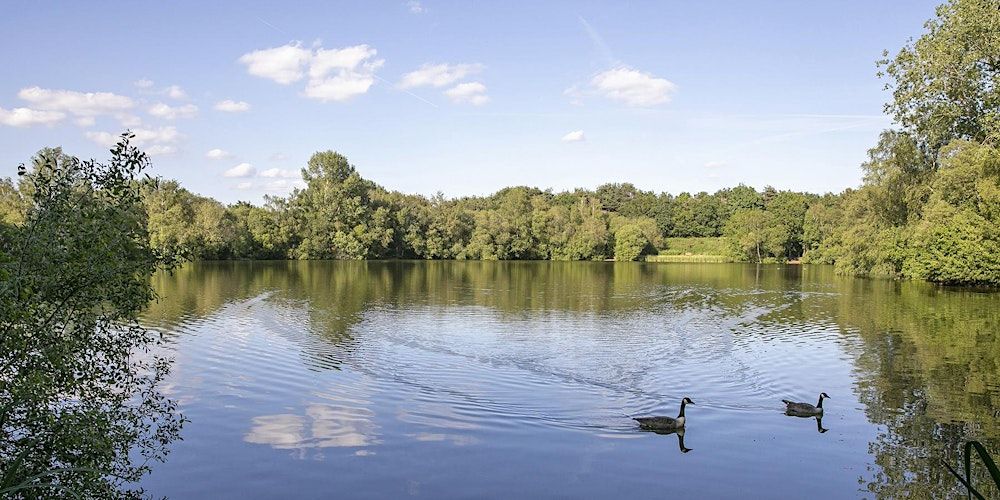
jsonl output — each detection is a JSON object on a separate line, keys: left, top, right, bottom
{"left": 0, "top": 1, "right": 939, "bottom": 203}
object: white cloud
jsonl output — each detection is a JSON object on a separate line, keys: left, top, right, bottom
{"left": 589, "top": 67, "right": 676, "bottom": 107}
{"left": 309, "top": 45, "right": 378, "bottom": 79}
{"left": 86, "top": 126, "right": 180, "bottom": 148}
{"left": 146, "top": 145, "right": 178, "bottom": 156}
{"left": 206, "top": 148, "right": 233, "bottom": 160}
{"left": 239, "top": 43, "right": 313, "bottom": 84}
{"left": 236, "top": 181, "right": 254, "bottom": 190}
{"left": 259, "top": 168, "right": 300, "bottom": 178}
{"left": 214, "top": 99, "right": 250, "bottom": 112}
{"left": 0, "top": 107, "right": 66, "bottom": 127}
{"left": 132, "top": 126, "right": 180, "bottom": 145}
{"left": 74, "top": 116, "right": 95, "bottom": 127}
{"left": 18, "top": 87, "right": 134, "bottom": 117}
{"left": 224, "top": 162, "right": 256, "bottom": 178}
{"left": 303, "top": 73, "right": 377, "bottom": 102}
{"left": 406, "top": 0, "right": 424, "bottom": 13}
{"left": 303, "top": 45, "right": 383, "bottom": 102}
{"left": 165, "top": 85, "right": 187, "bottom": 100}
{"left": 704, "top": 161, "right": 726, "bottom": 168}
{"left": 561, "top": 130, "right": 585, "bottom": 142}
{"left": 134, "top": 78, "right": 155, "bottom": 89}
{"left": 398, "top": 63, "right": 482, "bottom": 89}
{"left": 261, "top": 178, "right": 307, "bottom": 192}
{"left": 444, "top": 82, "right": 489, "bottom": 105}
{"left": 148, "top": 102, "right": 198, "bottom": 119}
{"left": 85, "top": 131, "right": 118, "bottom": 147}
{"left": 239, "top": 43, "right": 383, "bottom": 102}
{"left": 117, "top": 114, "right": 142, "bottom": 127}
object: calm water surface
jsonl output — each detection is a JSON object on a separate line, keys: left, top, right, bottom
{"left": 139, "top": 261, "right": 1000, "bottom": 499}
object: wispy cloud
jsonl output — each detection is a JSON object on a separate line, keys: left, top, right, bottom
{"left": 86, "top": 126, "right": 180, "bottom": 149}
{"left": 148, "top": 102, "right": 198, "bottom": 120}
{"left": 561, "top": 130, "right": 586, "bottom": 142}
{"left": 18, "top": 87, "right": 134, "bottom": 118}
{"left": 214, "top": 99, "right": 251, "bottom": 112}
{"left": 444, "top": 82, "right": 489, "bottom": 105}
{"left": 578, "top": 16, "right": 615, "bottom": 66}
{"left": 206, "top": 148, "right": 233, "bottom": 160}
{"left": 0, "top": 107, "right": 65, "bottom": 127}
{"left": 398, "top": 63, "right": 483, "bottom": 89}
{"left": 406, "top": 0, "right": 424, "bottom": 14}
{"left": 259, "top": 168, "right": 299, "bottom": 178}
{"left": 239, "top": 42, "right": 383, "bottom": 102}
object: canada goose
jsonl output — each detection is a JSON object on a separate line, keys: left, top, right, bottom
{"left": 634, "top": 397, "right": 694, "bottom": 431}
{"left": 782, "top": 393, "right": 829, "bottom": 416}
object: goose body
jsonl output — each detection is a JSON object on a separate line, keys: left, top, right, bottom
{"left": 783, "top": 392, "right": 829, "bottom": 416}
{"left": 634, "top": 397, "right": 694, "bottom": 431}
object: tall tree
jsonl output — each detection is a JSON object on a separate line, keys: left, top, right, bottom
{"left": 1, "top": 135, "right": 183, "bottom": 498}
{"left": 880, "top": 0, "right": 1000, "bottom": 151}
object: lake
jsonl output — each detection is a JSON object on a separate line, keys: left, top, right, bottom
{"left": 139, "top": 261, "right": 1000, "bottom": 499}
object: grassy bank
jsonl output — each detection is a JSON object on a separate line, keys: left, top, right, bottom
{"left": 644, "top": 237, "right": 732, "bottom": 262}
{"left": 644, "top": 254, "right": 731, "bottom": 263}
{"left": 657, "top": 237, "right": 728, "bottom": 256}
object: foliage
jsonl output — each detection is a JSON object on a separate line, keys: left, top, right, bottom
{"left": 658, "top": 237, "right": 728, "bottom": 256}
{"left": 811, "top": 0, "right": 1000, "bottom": 285}
{"left": 723, "top": 209, "right": 789, "bottom": 263}
{"left": 0, "top": 135, "right": 183, "bottom": 498}
{"left": 879, "top": 0, "right": 1000, "bottom": 151}
{"left": 942, "top": 441, "right": 1000, "bottom": 499}
{"left": 613, "top": 223, "right": 648, "bottom": 261}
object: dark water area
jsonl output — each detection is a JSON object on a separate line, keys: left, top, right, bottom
{"left": 138, "top": 261, "right": 1000, "bottom": 499}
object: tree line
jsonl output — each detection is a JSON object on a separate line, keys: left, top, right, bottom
{"left": 2, "top": 154, "right": 819, "bottom": 263}
{"left": 3, "top": 0, "right": 1000, "bottom": 286}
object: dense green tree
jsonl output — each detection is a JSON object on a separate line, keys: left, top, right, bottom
{"left": 613, "top": 223, "right": 648, "bottom": 261}
{"left": 765, "top": 190, "right": 811, "bottom": 259}
{"left": 880, "top": 0, "right": 1000, "bottom": 151}
{"left": 801, "top": 194, "right": 844, "bottom": 264}
{"left": 595, "top": 182, "right": 640, "bottom": 213}
{"left": 0, "top": 135, "right": 182, "bottom": 498}
{"left": 717, "top": 184, "right": 763, "bottom": 219}
{"left": 292, "top": 151, "right": 393, "bottom": 259}
{"left": 724, "top": 208, "right": 788, "bottom": 263}
{"left": 902, "top": 141, "right": 1000, "bottom": 283}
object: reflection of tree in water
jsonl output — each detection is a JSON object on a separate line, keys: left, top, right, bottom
{"left": 835, "top": 279, "right": 1000, "bottom": 498}
{"left": 146, "top": 261, "right": 788, "bottom": 372}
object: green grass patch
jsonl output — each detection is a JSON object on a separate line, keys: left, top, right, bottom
{"left": 657, "top": 237, "right": 729, "bottom": 256}
{"left": 644, "top": 254, "right": 731, "bottom": 263}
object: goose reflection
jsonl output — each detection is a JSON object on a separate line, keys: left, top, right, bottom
{"left": 782, "top": 411, "right": 828, "bottom": 433}
{"left": 643, "top": 427, "right": 693, "bottom": 453}
{"left": 815, "top": 416, "right": 828, "bottom": 433}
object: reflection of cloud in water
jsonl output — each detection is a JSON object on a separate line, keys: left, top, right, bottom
{"left": 245, "top": 404, "right": 378, "bottom": 451}
{"left": 409, "top": 432, "right": 479, "bottom": 446}
{"left": 396, "top": 402, "right": 479, "bottom": 431}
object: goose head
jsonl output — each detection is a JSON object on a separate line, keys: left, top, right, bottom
{"left": 819, "top": 392, "right": 830, "bottom": 400}
{"left": 681, "top": 397, "right": 695, "bottom": 405}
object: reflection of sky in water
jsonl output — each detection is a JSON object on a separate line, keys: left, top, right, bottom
{"left": 245, "top": 404, "right": 378, "bottom": 452}
{"left": 140, "top": 262, "right": 1000, "bottom": 499}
